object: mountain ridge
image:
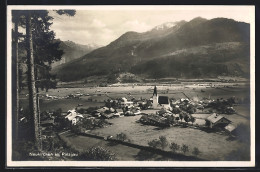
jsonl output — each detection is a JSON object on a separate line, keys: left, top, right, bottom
{"left": 54, "top": 17, "right": 250, "bottom": 82}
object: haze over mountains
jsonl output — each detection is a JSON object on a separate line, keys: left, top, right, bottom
{"left": 53, "top": 17, "right": 250, "bottom": 82}
{"left": 51, "top": 40, "right": 100, "bottom": 68}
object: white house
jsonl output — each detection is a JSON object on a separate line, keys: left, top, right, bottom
{"left": 65, "top": 109, "right": 83, "bottom": 125}
{"left": 121, "top": 97, "right": 134, "bottom": 108}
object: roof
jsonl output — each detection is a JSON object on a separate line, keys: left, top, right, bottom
{"left": 225, "top": 124, "right": 236, "bottom": 132}
{"left": 96, "top": 107, "right": 109, "bottom": 113}
{"left": 158, "top": 96, "right": 169, "bottom": 104}
{"left": 206, "top": 113, "right": 231, "bottom": 124}
{"left": 153, "top": 86, "right": 157, "bottom": 96}
{"left": 116, "top": 109, "right": 123, "bottom": 113}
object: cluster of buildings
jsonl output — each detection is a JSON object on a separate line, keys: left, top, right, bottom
{"left": 39, "top": 86, "right": 236, "bottom": 135}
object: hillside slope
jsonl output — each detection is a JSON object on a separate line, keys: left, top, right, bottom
{"left": 54, "top": 17, "right": 250, "bottom": 82}
{"left": 51, "top": 40, "right": 100, "bottom": 68}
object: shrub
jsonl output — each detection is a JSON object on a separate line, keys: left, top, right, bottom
{"left": 71, "top": 123, "right": 83, "bottom": 134}
{"left": 172, "top": 107, "right": 181, "bottom": 114}
{"left": 148, "top": 136, "right": 168, "bottom": 150}
{"left": 116, "top": 132, "right": 128, "bottom": 142}
{"left": 192, "top": 147, "right": 201, "bottom": 157}
{"left": 190, "top": 116, "right": 196, "bottom": 125}
{"left": 184, "top": 114, "right": 191, "bottom": 123}
{"left": 181, "top": 144, "right": 189, "bottom": 154}
{"left": 148, "top": 139, "right": 161, "bottom": 149}
{"left": 170, "top": 142, "right": 180, "bottom": 153}
{"left": 79, "top": 146, "right": 116, "bottom": 161}
{"left": 159, "top": 136, "right": 168, "bottom": 150}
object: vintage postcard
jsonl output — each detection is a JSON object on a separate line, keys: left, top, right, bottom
{"left": 6, "top": 5, "right": 255, "bottom": 167}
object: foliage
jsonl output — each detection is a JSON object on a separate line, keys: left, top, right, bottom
{"left": 190, "top": 116, "right": 196, "bottom": 125}
{"left": 71, "top": 123, "right": 83, "bottom": 134}
{"left": 206, "top": 98, "right": 236, "bottom": 114}
{"left": 116, "top": 132, "right": 128, "bottom": 142}
{"left": 87, "top": 106, "right": 99, "bottom": 114}
{"left": 12, "top": 140, "right": 42, "bottom": 160}
{"left": 79, "top": 146, "right": 116, "bottom": 161}
{"left": 165, "top": 115, "right": 175, "bottom": 125}
{"left": 179, "top": 111, "right": 188, "bottom": 122}
{"left": 181, "top": 144, "right": 189, "bottom": 154}
{"left": 159, "top": 136, "right": 169, "bottom": 150}
{"left": 192, "top": 147, "right": 201, "bottom": 157}
{"left": 171, "top": 106, "right": 181, "bottom": 114}
{"left": 148, "top": 139, "right": 162, "bottom": 149}
{"left": 148, "top": 136, "right": 168, "bottom": 150}
{"left": 169, "top": 142, "right": 180, "bottom": 153}
{"left": 184, "top": 114, "right": 191, "bottom": 123}
{"left": 107, "top": 73, "right": 118, "bottom": 84}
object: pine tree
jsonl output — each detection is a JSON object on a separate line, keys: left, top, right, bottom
{"left": 12, "top": 9, "right": 76, "bottom": 150}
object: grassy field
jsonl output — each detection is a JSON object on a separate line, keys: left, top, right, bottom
{"left": 87, "top": 115, "right": 249, "bottom": 161}
{"left": 59, "top": 131, "right": 178, "bottom": 161}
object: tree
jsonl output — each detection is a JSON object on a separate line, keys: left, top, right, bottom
{"left": 159, "top": 136, "right": 168, "bottom": 150}
{"left": 13, "top": 9, "right": 76, "bottom": 150}
{"left": 148, "top": 136, "right": 168, "bottom": 150}
{"left": 12, "top": 11, "right": 22, "bottom": 141}
{"left": 116, "top": 132, "right": 128, "bottom": 142}
{"left": 80, "top": 146, "right": 116, "bottom": 161}
{"left": 190, "top": 116, "right": 196, "bottom": 125}
{"left": 181, "top": 144, "right": 189, "bottom": 154}
{"left": 170, "top": 142, "right": 180, "bottom": 153}
{"left": 25, "top": 11, "right": 40, "bottom": 149}
{"left": 184, "top": 114, "right": 190, "bottom": 124}
{"left": 179, "top": 113, "right": 184, "bottom": 122}
{"left": 148, "top": 139, "right": 161, "bottom": 149}
{"left": 192, "top": 147, "right": 201, "bottom": 157}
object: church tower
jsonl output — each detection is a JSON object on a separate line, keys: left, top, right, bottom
{"left": 152, "top": 86, "right": 158, "bottom": 109}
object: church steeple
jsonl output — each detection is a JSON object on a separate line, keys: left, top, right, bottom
{"left": 152, "top": 86, "right": 158, "bottom": 109}
{"left": 153, "top": 86, "right": 157, "bottom": 96}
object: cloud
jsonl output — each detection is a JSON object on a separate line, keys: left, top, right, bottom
{"left": 90, "top": 19, "right": 106, "bottom": 28}
{"left": 122, "top": 20, "right": 152, "bottom": 33}
{"left": 48, "top": 7, "right": 252, "bottom": 46}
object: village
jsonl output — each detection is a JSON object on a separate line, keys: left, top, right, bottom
{"left": 37, "top": 85, "right": 241, "bottom": 133}
{"left": 16, "top": 82, "right": 250, "bottom": 161}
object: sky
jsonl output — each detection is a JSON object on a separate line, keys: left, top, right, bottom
{"left": 48, "top": 6, "right": 254, "bottom": 46}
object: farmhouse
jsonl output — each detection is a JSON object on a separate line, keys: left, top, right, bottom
{"left": 205, "top": 113, "right": 231, "bottom": 129}
{"left": 152, "top": 86, "right": 172, "bottom": 110}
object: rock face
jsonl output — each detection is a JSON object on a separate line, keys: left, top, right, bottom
{"left": 54, "top": 17, "right": 250, "bottom": 82}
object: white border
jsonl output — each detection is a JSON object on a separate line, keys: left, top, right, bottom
{"left": 6, "top": 5, "right": 255, "bottom": 167}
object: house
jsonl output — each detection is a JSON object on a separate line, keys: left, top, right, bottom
{"left": 205, "top": 113, "right": 231, "bottom": 128}
{"left": 152, "top": 86, "right": 172, "bottom": 111}
{"left": 120, "top": 97, "right": 134, "bottom": 108}
{"left": 114, "top": 109, "right": 124, "bottom": 117}
{"left": 65, "top": 110, "right": 83, "bottom": 125}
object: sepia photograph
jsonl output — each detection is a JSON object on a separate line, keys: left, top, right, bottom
{"left": 6, "top": 5, "right": 255, "bottom": 167}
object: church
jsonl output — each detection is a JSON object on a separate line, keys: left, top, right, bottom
{"left": 152, "top": 86, "right": 172, "bottom": 110}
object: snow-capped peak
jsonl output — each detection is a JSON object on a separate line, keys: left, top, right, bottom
{"left": 153, "top": 22, "right": 176, "bottom": 31}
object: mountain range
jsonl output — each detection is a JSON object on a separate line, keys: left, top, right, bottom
{"left": 53, "top": 17, "right": 250, "bottom": 82}
{"left": 51, "top": 40, "right": 100, "bottom": 68}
